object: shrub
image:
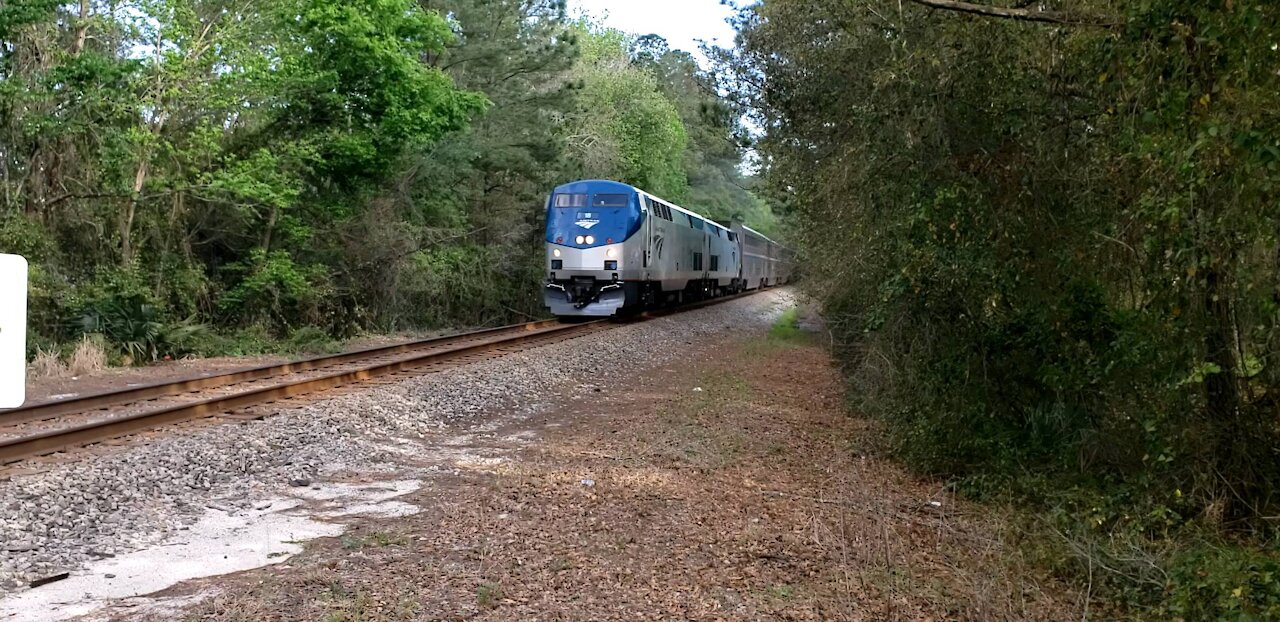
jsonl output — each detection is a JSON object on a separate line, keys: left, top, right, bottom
{"left": 218, "top": 250, "right": 334, "bottom": 336}
{"left": 283, "top": 326, "right": 338, "bottom": 354}
{"left": 1159, "top": 545, "right": 1280, "bottom": 621}
{"left": 71, "top": 296, "right": 162, "bottom": 364}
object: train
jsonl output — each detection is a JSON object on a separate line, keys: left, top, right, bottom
{"left": 543, "top": 179, "right": 791, "bottom": 318}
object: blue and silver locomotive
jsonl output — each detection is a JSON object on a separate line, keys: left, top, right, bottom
{"left": 543, "top": 179, "right": 790, "bottom": 318}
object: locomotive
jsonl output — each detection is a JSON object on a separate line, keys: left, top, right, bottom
{"left": 543, "top": 179, "right": 791, "bottom": 318}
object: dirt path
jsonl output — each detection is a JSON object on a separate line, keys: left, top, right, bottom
{"left": 87, "top": 314, "right": 1076, "bottom": 621}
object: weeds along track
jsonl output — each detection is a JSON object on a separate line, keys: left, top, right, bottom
{"left": 0, "top": 292, "right": 758, "bottom": 465}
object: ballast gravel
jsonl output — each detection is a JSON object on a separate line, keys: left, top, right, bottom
{"left": 0, "top": 291, "right": 792, "bottom": 592}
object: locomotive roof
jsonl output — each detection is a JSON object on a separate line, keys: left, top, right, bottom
{"left": 554, "top": 179, "right": 730, "bottom": 232}
{"left": 553, "top": 179, "right": 771, "bottom": 241}
{"left": 552, "top": 179, "right": 635, "bottom": 194}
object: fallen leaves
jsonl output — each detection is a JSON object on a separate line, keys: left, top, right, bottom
{"left": 139, "top": 324, "right": 1078, "bottom": 621}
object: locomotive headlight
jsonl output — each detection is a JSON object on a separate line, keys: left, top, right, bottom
{"left": 606, "top": 248, "right": 617, "bottom": 258}
{"left": 585, "top": 235, "right": 595, "bottom": 245}
{"left": 575, "top": 235, "right": 585, "bottom": 244}
{"left": 553, "top": 249, "right": 561, "bottom": 257}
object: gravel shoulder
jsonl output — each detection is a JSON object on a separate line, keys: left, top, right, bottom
{"left": 73, "top": 298, "right": 1077, "bottom": 621}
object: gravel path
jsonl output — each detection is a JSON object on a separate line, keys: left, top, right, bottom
{"left": 0, "top": 291, "right": 792, "bottom": 594}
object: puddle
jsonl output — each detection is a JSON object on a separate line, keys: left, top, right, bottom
{"left": 0, "top": 480, "right": 422, "bottom": 622}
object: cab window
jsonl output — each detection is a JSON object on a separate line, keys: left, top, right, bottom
{"left": 591, "top": 194, "right": 629, "bottom": 207}
{"left": 555, "top": 193, "right": 587, "bottom": 207}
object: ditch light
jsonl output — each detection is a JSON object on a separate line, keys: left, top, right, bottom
{"left": 0, "top": 254, "right": 27, "bottom": 409}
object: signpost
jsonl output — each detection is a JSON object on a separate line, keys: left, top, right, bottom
{"left": 0, "top": 254, "right": 27, "bottom": 408}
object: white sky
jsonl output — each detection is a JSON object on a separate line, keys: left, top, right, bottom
{"left": 569, "top": 0, "right": 738, "bottom": 63}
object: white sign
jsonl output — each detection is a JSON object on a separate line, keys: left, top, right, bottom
{"left": 0, "top": 254, "right": 27, "bottom": 409}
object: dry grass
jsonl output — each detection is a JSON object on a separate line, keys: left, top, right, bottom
{"left": 28, "top": 348, "right": 66, "bottom": 379}
{"left": 185, "top": 592, "right": 274, "bottom": 622}
{"left": 68, "top": 335, "right": 108, "bottom": 376}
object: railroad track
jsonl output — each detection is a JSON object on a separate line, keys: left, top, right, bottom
{"left": 0, "top": 291, "right": 757, "bottom": 465}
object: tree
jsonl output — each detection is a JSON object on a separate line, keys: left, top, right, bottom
{"left": 632, "top": 36, "right": 774, "bottom": 231}
{"left": 561, "top": 24, "right": 688, "bottom": 199}
{"left": 1, "top": 0, "right": 487, "bottom": 341}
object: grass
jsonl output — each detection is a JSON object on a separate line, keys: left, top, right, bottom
{"left": 477, "top": 582, "right": 503, "bottom": 610}
{"left": 769, "top": 308, "right": 803, "bottom": 340}
{"left": 27, "top": 336, "right": 109, "bottom": 378}
{"left": 369, "top": 531, "right": 408, "bottom": 547}
{"left": 29, "top": 348, "right": 64, "bottom": 378}
{"left": 68, "top": 334, "right": 108, "bottom": 375}
{"left": 742, "top": 307, "right": 817, "bottom": 357}
{"left": 765, "top": 584, "right": 798, "bottom": 601}
{"left": 340, "top": 531, "right": 407, "bottom": 550}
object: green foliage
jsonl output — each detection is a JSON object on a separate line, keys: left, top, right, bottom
{"left": 0, "top": 0, "right": 779, "bottom": 362}
{"left": 218, "top": 250, "right": 333, "bottom": 335}
{"left": 722, "top": 0, "right": 1280, "bottom": 615}
{"left": 0, "top": 1, "right": 59, "bottom": 39}
{"left": 61, "top": 267, "right": 210, "bottom": 363}
{"left": 284, "top": 326, "right": 340, "bottom": 354}
{"left": 281, "top": 0, "right": 489, "bottom": 183}
{"left": 563, "top": 24, "right": 689, "bottom": 198}
{"left": 632, "top": 39, "right": 773, "bottom": 231}
{"left": 0, "top": 214, "right": 54, "bottom": 261}
{"left": 1160, "top": 545, "right": 1280, "bottom": 621}
{"left": 767, "top": 308, "right": 801, "bottom": 341}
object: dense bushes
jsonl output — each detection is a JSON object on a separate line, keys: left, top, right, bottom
{"left": 723, "top": 0, "right": 1280, "bottom": 615}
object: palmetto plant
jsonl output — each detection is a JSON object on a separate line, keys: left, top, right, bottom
{"left": 71, "top": 297, "right": 209, "bottom": 364}
{"left": 72, "top": 297, "right": 163, "bottom": 364}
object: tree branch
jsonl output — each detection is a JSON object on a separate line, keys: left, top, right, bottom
{"left": 905, "top": 0, "right": 1120, "bottom": 27}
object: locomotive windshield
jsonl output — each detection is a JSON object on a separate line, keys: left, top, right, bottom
{"left": 546, "top": 183, "right": 643, "bottom": 247}
{"left": 591, "top": 194, "right": 629, "bottom": 207}
{"left": 554, "top": 193, "right": 627, "bottom": 208}
{"left": 554, "top": 193, "right": 587, "bottom": 207}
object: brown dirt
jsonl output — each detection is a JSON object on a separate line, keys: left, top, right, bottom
{"left": 93, "top": 320, "right": 1080, "bottom": 621}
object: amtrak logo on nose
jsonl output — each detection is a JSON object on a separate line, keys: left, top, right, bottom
{"left": 575, "top": 219, "right": 600, "bottom": 229}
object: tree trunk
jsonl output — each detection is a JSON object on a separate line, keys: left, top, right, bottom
{"left": 261, "top": 205, "right": 279, "bottom": 251}
{"left": 120, "top": 156, "right": 149, "bottom": 265}
{"left": 1203, "top": 268, "right": 1240, "bottom": 415}
{"left": 1202, "top": 264, "right": 1254, "bottom": 518}
{"left": 72, "top": 0, "right": 90, "bottom": 56}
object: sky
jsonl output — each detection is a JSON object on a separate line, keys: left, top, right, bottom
{"left": 569, "top": 0, "right": 739, "bottom": 64}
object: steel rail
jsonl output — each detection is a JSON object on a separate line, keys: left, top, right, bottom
{"left": 0, "top": 288, "right": 766, "bottom": 464}
{"left": 0, "top": 320, "right": 607, "bottom": 463}
{"left": 0, "top": 319, "right": 562, "bottom": 427}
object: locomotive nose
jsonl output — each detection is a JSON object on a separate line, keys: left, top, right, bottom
{"left": 547, "top": 244, "right": 623, "bottom": 271}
